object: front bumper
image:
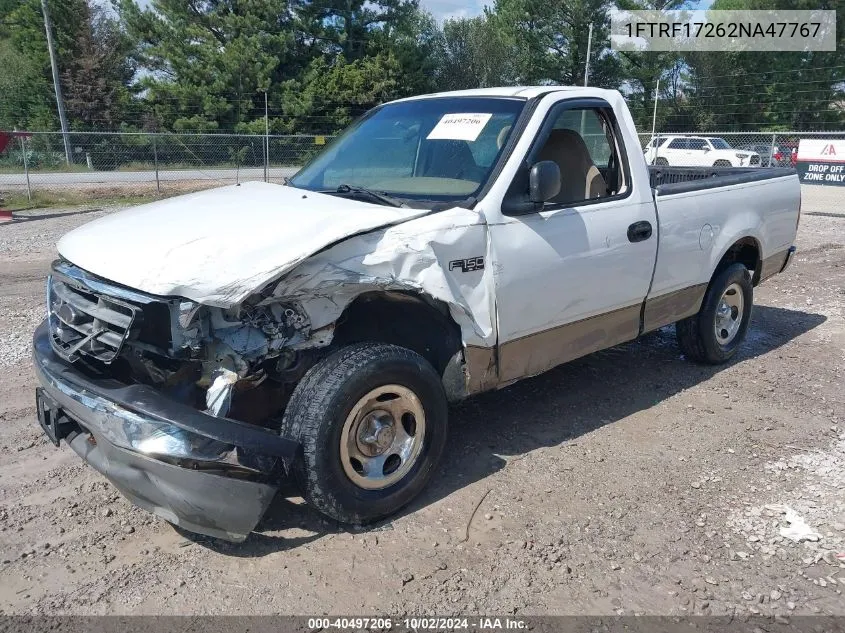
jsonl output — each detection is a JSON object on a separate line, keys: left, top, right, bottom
{"left": 32, "top": 320, "right": 299, "bottom": 542}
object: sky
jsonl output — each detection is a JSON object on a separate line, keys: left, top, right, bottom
{"left": 129, "top": 0, "right": 489, "bottom": 22}
{"left": 422, "top": 0, "right": 487, "bottom": 21}
{"left": 132, "top": 0, "right": 713, "bottom": 23}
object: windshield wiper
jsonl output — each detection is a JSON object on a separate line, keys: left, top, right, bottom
{"left": 329, "top": 184, "right": 407, "bottom": 208}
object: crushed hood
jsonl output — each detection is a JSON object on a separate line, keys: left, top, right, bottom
{"left": 57, "top": 181, "right": 428, "bottom": 307}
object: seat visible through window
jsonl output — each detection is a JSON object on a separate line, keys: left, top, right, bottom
{"left": 536, "top": 129, "right": 607, "bottom": 205}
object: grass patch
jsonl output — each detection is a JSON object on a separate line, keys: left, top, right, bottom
{"left": 1, "top": 181, "right": 228, "bottom": 213}
{"left": 1, "top": 189, "right": 169, "bottom": 211}
{"left": 0, "top": 163, "right": 92, "bottom": 175}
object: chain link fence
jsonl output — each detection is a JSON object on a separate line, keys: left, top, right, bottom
{"left": 1, "top": 130, "right": 843, "bottom": 210}
{"left": 0, "top": 131, "right": 335, "bottom": 208}
{"left": 637, "top": 131, "right": 845, "bottom": 168}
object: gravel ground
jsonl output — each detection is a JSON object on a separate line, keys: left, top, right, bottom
{"left": 0, "top": 187, "right": 843, "bottom": 617}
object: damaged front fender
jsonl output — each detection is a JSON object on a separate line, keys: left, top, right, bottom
{"left": 263, "top": 206, "right": 498, "bottom": 393}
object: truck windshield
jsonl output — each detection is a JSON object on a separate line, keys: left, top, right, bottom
{"left": 289, "top": 97, "right": 526, "bottom": 205}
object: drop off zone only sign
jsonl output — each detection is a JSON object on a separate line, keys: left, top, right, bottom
{"left": 796, "top": 139, "right": 845, "bottom": 186}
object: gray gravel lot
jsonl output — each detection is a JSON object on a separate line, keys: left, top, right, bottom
{"left": 0, "top": 186, "right": 843, "bottom": 616}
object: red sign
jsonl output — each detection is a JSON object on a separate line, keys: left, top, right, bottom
{"left": 0, "top": 131, "right": 33, "bottom": 154}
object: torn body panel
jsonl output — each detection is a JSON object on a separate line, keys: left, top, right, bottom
{"left": 266, "top": 207, "right": 499, "bottom": 395}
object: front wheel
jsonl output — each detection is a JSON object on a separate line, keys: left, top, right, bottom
{"left": 280, "top": 342, "right": 448, "bottom": 524}
{"left": 676, "top": 263, "right": 753, "bottom": 364}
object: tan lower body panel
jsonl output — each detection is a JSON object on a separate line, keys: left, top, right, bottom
{"left": 759, "top": 247, "right": 792, "bottom": 283}
{"left": 464, "top": 282, "right": 714, "bottom": 395}
{"left": 463, "top": 345, "right": 498, "bottom": 394}
{"left": 495, "top": 304, "right": 641, "bottom": 385}
{"left": 641, "top": 283, "right": 708, "bottom": 334}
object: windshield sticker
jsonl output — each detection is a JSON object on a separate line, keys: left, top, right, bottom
{"left": 426, "top": 113, "right": 493, "bottom": 142}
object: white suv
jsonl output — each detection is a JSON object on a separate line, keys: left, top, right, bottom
{"left": 645, "top": 135, "right": 761, "bottom": 167}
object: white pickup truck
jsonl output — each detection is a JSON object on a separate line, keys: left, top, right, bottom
{"left": 33, "top": 87, "right": 800, "bottom": 542}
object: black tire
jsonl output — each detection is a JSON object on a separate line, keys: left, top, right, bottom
{"left": 676, "top": 263, "right": 753, "bottom": 364}
{"left": 280, "top": 342, "right": 448, "bottom": 525}
{"left": 713, "top": 159, "right": 732, "bottom": 167}
{"left": 655, "top": 157, "right": 669, "bottom": 166}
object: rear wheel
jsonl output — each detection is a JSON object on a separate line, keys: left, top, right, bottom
{"left": 676, "top": 263, "right": 753, "bottom": 364}
{"left": 280, "top": 342, "right": 448, "bottom": 524}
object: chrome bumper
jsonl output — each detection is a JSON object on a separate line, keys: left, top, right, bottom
{"left": 32, "top": 320, "right": 298, "bottom": 542}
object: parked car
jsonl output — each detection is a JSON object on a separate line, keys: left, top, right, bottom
{"left": 779, "top": 140, "right": 799, "bottom": 167}
{"left": 736, "top": 142, "right": 777, "bottom": 167}
{"left": 645, "top": 135, "right": 761, "bottom": 167}
{"left": 735, "top": 142, "right": 800, "bottom": 168}
{"left": 34, "top": 87, "right": 800, "bottom": 542}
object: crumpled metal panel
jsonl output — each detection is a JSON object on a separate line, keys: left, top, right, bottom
{"left": 268, "top": 206, "right": 496, "bottom": 351}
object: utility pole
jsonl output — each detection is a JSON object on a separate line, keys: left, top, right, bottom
{"left": 650, "top": 79, "right": 660, "bottom": 165}
{"left": 41, "top": 0, "right": 72, "bottom": 165}
{"left": 264, "top": 90, "right": 269, "bottom": 183}
{"left": 580, "top": 23, "right": 594, "bottom": 137}
{"left": 583, "top": 23, "right": 594, "bottom": 86}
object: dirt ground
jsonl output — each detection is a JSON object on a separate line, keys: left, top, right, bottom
{"left": 0, "top": 188, "right": 843, "bottom": 617}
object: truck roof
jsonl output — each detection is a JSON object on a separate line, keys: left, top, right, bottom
{"left": 389, "top": 86, "right": 624, "bottom": 103}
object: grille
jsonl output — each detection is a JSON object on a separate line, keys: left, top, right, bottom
{"left": 48, "top": 274, "right": 139, "bottom": 364}
{"left": 750, "top": 155, "right": 761, "bottom": 166}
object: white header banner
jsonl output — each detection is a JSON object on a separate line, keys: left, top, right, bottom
{"left": 797, "top": 139, "right": 845, "bottom": 163}
{"left": 611, "top": 10, "right": 836, "bottom": 52}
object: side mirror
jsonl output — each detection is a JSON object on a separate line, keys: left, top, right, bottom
{"left": 702, "top": 146, "right": 711, "bottom": 152}
{"left": 529, "top": 160, "right": 561, "bottom": 203}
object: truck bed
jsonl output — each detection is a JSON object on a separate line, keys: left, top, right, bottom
{"left": 649, "top": 166, "right": 797, "bottom": 195}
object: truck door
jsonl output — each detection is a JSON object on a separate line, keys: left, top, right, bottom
{"left": 486, "top": 98, "right": 658, "bottom": 383}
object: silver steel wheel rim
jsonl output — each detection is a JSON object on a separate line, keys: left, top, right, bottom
{"left": 714, "top": 282, "right": 744, "bottom": 345}
{"left": 340, "top": 385, "right": 426, "bottom": 490}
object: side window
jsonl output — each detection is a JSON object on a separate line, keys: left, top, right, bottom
{"left": 667, "top": 138, "right": 687, "bottom": 150}
{"left": 502, "top": 100, "right": 631, "bottom": 214}
{"left": 550, "top": 108, "right": 612, "bottom": 167}
{"left": 529, "top": 104, "right": 627, "bottom": 206}
{"left": 687, "top": 138, "right": 707, "bottom": 151}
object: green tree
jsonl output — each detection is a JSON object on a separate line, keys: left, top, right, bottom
{"left": 277, "top": 52, "right": 405, "bottom": 134}
{"left": 116, "top": 0, "right": 299, "bottom": 131}
{"left": 491, "top": 0, "right": 621, "bottom": 87}
{"left": 431, "top": 14, "right": 518, "bottom": 91}
{"left": 117, "top": 0, "right": 433, "bottom": 132}
{"left": 683, "top": 0, "right": 845, "bottom": 130}
{"left": 0, "top": 39, "right": 54, "bottom": 129}
{"left": 61, "top": 2, "right": 136, "bottom": 130}
{"left": 615, "top": 0, "right": 685, "bottom": 130}
{"left": 0, "top": 0, "right": 88, "bottom": 130}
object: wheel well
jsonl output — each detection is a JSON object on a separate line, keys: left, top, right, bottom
{"left": 331, "top": 291, "right": 463, "bottom": 376}
{"left": 717, "top": 237, "right": 761, "bottom": 285}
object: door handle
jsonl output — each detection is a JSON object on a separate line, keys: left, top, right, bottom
{"left": 627, "top": 221, "right": 653, "bottom": 242}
